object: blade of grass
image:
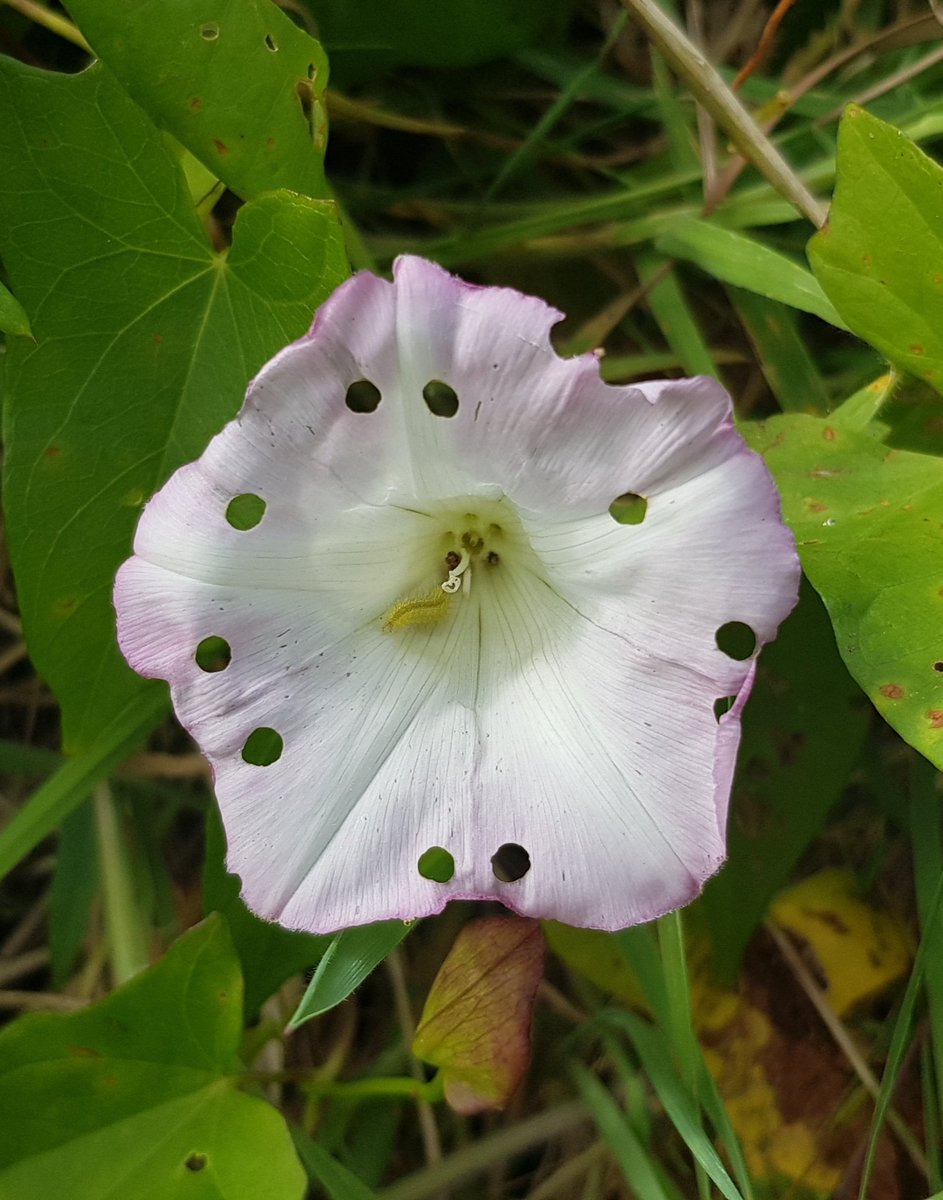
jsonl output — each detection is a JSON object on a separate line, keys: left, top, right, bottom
{"left": 856, "top": 864, "right": 943, "bottom": 1199}
{"left": 93, "top": 782, "right": 150, "bottom": 984}
{"left": 657, "top": 912, "right": 710, "bottom": 1200}
{"left": 908, "top": 758, "right": 943, "bottom": 1167}
{"left": 651, "top": 49, "right": 701, "bottom": 176}
{"left": 636, "top": 250, "right": 716, "bottom": 376}
{"left": 656, "top": 218, "right": 846, "bottom": 327}
{"left": 378, "top": 1101, "right": 592, "bottom": 1200}
{"left": 291, "top": 1128, "right": 379, "bottom": 1200}
{"left": 729, "top": 287, "right": 832, "bottom": 414}
{"left": 571, "top": 1061, "right": 677, "bottom": 1200}
{"left": 287, "top": 920, "right": 413, "bottom": 1028}
{"left": 0, "top": 686, "right": 169, "bottom": 880}
{"left": 600, "top": 1009, "right": 746, "bottom": 1200}
{"left": 923, "top": 1045, "right": 943, "bottom": 1191}
{"left": 483, "top": 11, "right": 629, "bottom": 203}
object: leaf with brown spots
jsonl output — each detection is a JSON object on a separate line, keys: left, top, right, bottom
{"left": 809, "top": 107, "right": 943, "bottom": 396}
{"left": 746, "top": 414, "right": 943, "bottom": 768}
{"left": 66, "top": 0, "right": 330, "bottom": 201}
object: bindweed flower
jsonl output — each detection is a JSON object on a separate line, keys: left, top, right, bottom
{"left": 115, "top": 256, "right": 799, "bottom": 933}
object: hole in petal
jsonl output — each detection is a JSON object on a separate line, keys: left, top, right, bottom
{"left": 715, "top": 621, "right": 757, "bottom": 661}
{"left": 422, "top": 380, "right": 459, "bottom": 417}
{"left": 418, "top": 846, "right": 455, "bottom": 883}
{"left": 491, "top": 843, "right": 530, "bottom": 883}
{"left": 226, "top": 493, "right": 266, "bottom": 530}
{"left": 241, "top": 727, "right": 283, "bottom": 766}
{"left": 195, "top": 636, "right": 231, "bottom": 673}
{"left": 185, "top": 1154, "right": 207, "bottom": 1173}
{"left": 608, "top": 492, "right": 648, "bottom": 525}
{"left": 345, "top": 379, "right": 382, "bottom": 413}
{"left": 264, "top": 33, "right": 277, "bottom": 51}
{"left": 713, "top": 696, "right": 736, "bottom": 722}
{"left": 199, "top": 22, "right": 219, "bottom": 39}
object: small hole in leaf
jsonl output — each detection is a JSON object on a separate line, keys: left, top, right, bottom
{"left": 195, "top": 636, "right": 231, "bottom": 673}
{"left": 345, "top": 379, "right": 382, "bottom": 413}
{"left": 423, "top": 380, "right": 459, "bottom": 417}
{"left": 242, "top": 727, "right": 283, "bottom": 766}
{"left": 934, "top": 661, "right": 943, "bottom": 672}
{"left": 715, "top": 621, "right": 756, "bottom": 661}
{"left": 199, "top": 22, "right": 219, "bottom": 40}
{"left": 185, "top": 1154, "right": 207, "bottom": 1172}
{"left": 491, "top": 843, "right": 530, "bottom": 883}
{"left": 418, "top": 846, "right": 455, "bottom": 883}
{"left": 226, "top": 493, "right": 266, "bottom": 530}
{"left": 713, "top": 696, "right": 736, "bottom": 722}
{"left": 307, "top": 62, "right": 316, "bottom": 80}
{"left": 264, "top": 33, "right": 277, "bottom": 51}
{"left": 608, "top": 492, "right": 648, "bottom": 525}
{"left": 295, "top": 79, "right": 313, "bottom": 124}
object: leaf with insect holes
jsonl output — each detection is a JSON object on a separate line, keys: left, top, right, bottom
{"left": 0, "top": 917, "right": 305, "bottom": 1199}
{"left": 66, "top": 0, "right": 330, "bottom": 201}
{"left": 412, "top": 916, "right": 545, "bottom": 1114}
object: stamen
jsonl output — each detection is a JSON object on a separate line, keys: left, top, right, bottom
{"left": 440, "top": 549, "right": 470, "bottom": 595}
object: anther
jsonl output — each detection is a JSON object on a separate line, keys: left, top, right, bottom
{"left": 441, "top": 549, "right": 470, "bottom": 595}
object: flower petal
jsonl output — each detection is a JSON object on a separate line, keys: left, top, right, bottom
{"left": 115, "top": 256, "right": 800, "bottom": 932}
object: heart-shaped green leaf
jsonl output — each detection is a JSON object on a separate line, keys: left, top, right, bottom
{"left": 0, "top": 916, "right": 305, "bottom": 1199}
{"left": 0, "top": 58, "right": 347, "bottom": 751}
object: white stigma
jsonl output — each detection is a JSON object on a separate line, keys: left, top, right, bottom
{"left": 440, "top": 549, "right": 471, "bottom": 596}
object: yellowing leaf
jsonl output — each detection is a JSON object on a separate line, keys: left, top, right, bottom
{"left": 543, "top": 921, "right": 648, "bottom": 1010}
{"left": 770, "top": 868, "right": 912, "bottom": 1016}
{"left": 412, "top": 916, "right": 544, "bottom": 1114}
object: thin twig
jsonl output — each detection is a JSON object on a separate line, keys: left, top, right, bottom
{"left": 0, "top": 609, "right": 22, "bottom": 636}
{"left": 621, "top": 0, "right": 827, "bottom": 226}
{"left": 686, "top": 0, "right": 718, "bottom": 199}
{"left": 527, "top": 1141, "right": 610, "bottom": 1200}
{"left": 820, "top": 43, "right": 943, "bottom": 123}
{"left": 386, "top": 946, "right": 443, "bottom": 1168}
{"left": 378, "top": 1101, "right": 592, "bottom": 1200}
{"left": 733, "top": 0, "right": 799, "bottom": 90}
{"left": 0, "top": 946, "right": 49, "bottom": 987}
{"left": 0, "top": 988, "right": 87, "bottom": 1011}
{"left": 766, "top": 921, "right": 929, "bottom": 1180}
{"left": 1, "top": 893, "right": 46, "bottom": 956}
{"left": 0, "top": 641, "right": 28, "bottom": 676}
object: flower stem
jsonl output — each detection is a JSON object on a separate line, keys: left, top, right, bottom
{"left": 620, "top": 0, "right": 828, "bottom": 227}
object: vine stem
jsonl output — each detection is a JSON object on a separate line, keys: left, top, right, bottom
{"left": 621, "top": 0, "right": 828, "bottom": 228}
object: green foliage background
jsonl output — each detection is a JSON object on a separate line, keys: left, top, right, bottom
{"left": 1, "top": 1, "right": 943, "bottom": 1197}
